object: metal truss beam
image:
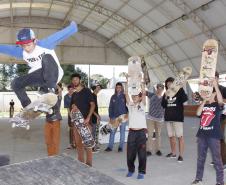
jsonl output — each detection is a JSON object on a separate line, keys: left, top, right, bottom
{"left": 75, "top": 0, "right": 180, "bottom": 75}
{"left": 47, "top": 0, "right": 54, "bottom": 17}
{"left": 79, "top": 0, "right": 102, "bottom": 25}
{"left": 170, "top": 0, "right": 226, "bottom": 62}
{"left": 62, "top": 0, "right": 75, "bottom": 26}
{"left": 94, "top": 0, "right": 129, "bottom": 32}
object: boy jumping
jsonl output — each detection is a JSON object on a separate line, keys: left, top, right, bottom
{"left": 0, "top": 21, "right": 77, "bottom": 108}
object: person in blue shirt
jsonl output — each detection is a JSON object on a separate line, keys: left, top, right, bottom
{"left": 105, "top": 82, "right": 128, "bottom": 152}
{"left": 0, "top": 22, "right": 77, "bottom": 108}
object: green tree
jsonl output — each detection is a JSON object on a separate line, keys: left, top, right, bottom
{"left": 0, "top": 64, "right": 16, "bottom": 91}
{"left": 15, "top": 64, "right": 29, "bottom": 77}
{"left": 61, "top": 64, "right": 76, "bottom": 85}
{"left": 91, "top": 74, "right": 109, "bottom": 89}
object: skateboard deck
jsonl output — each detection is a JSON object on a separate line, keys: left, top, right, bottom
{"left": 141, "top": 57, "right": 150, "bottom": 86}
{"left": 128, "top": 56, "right": 142, "bottom": 95}
{"left": 198, "top": 39, "right": 218, "bottom": 99}
{"left": 71, "top": 110, "right": 95, "bottom": 148}
{"left": 100, "top": 114, "right": 128, "bottom": 135}
{"left": 165, "top": 66, "right": 192, "bottom": 98}
{"left": 10, "top": 93, "right": 57, "bottom": 130}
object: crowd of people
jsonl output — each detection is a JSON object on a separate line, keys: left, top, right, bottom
{"left": 42, "top": 71, "right": 225, "bottom": 184}
{"left": 0, "top": 21, "right": 225, "bottom": 184}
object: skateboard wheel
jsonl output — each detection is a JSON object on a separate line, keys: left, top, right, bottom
{"left": 12, "top": 123, "right": 16, "bottom": 128}
{"left": 26, "top": 125, "right": 30, "bottom": 130}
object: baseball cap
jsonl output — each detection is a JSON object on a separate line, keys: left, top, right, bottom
{"left": 16, "top": 28, "right": 36, "bottom": 45}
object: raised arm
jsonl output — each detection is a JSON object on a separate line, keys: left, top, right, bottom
{"left": 0, "top": 45, "right": 23, "bottom": 59}
{"left": 38, "top": 21, "right": 78, "bottom": 49}
{"left": 141, "top": 82, "right": 146, "bottom": 105}
{"left": 213, "top": 78, "right": 223, "bottom": 105}
{"left": 124, "top": 76, "right": 131, "bottom": 104}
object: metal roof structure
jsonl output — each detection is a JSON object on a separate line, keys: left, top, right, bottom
{"left": 0, "top": 0, "right": 225, "bottom": 83}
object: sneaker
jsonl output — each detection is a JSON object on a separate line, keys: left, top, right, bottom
{"left": 137, "top": 173, "right": 144, "bottom": 179}
{"left": 118, "top": 147, "right": 123, "bottom": 152}
{"left": 147, "top": 151, "right": 152, "bottom": 156}
{"left": 95, "top": 146, "right": 101, "bottom": 151}
{"left": 191, "top": 179, "right": 203, "bottom": 185}
{"left": 166, "top": 153, "right": 176, "bottom": 158}
{"left": 126, "top": 171, "right": 134, "bottom": 177}
{"left": 210, "top": 161, "right": 214, "bottom": 166}
{"left": 177, "top": 156, "right": 183, "bottom": 163}
{"left": 104, "top": 147, "right": 112, "bottom": 152}
{"left": 156, "top": 150, "right": 162, "bottom": 156}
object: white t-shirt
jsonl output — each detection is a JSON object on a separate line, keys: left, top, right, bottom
{"left": 128, "top": 102, "right": 147, "bottom": 129}
{"left": 23, "top": 45, "right": 63, "bottom": 82}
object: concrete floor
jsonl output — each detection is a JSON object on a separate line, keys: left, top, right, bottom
{"left": 0, "top": 116, "right": 225, "bottom": 185}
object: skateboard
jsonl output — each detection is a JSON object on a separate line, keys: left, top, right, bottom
{"left": 141, "top": 56, "right": 150, "bottom": 86}
{"left": 165, "top": 66, "right": 192, "bottom": 98}
{"left": 70, "top": 110, "right": 95, "bottom": 148}
{"left": 198, "top": 39, "right": 218, "bottom": 99}
{"left": 100, "top": 114, "right": 128, "bottom": 135}
{"left": 128, "top": 56, "right": 142, "bottom": 95}
{"left": 10, "top": 93, "right": 57, "bottom": 130}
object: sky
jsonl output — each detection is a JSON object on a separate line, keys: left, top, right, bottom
{"left": 74, "top": 64, "right": 128, "bottom": 79}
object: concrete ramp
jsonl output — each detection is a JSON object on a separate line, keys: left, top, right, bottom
{"left": 0, "top": 154, "right": 125, "bottom": 185}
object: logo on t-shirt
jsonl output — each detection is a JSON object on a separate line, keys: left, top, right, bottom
{"left": 167, "top": 97, "right": 176, "bottom": 107}
{"left": 200, "top": 107, "right": 216, "bottom": 127}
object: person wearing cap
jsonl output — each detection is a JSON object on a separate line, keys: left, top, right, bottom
{"left": 105, "top": 82, "right": 128, "bottom": 152}
{"left": 161, "top": 77, "right": 188, "bottom": 162}
{"left": 124, "top": 80, "right": 147, "bottom": 179}
{"left": 0, "top": 22, "right": 77, "bottom": 109}
{"left": 146, "top": 83, "right": 165, "bottom": 157}
{"left": 70, "top": 73, "right": 95, "bottom": 167}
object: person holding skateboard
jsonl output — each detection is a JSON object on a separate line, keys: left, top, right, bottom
{"left": 161, "top": 77, "right": 188, "bottom": 162}
{"left": 105, "top": 82, "right": 128, "bottom": 152}
{"left": 125, "top": 79, "right": 147, "bottom": 179}
{"left": 192, "top": 78, "right": 224, "bottom": 185}
{"left": 0, "top": 22, "right": 77, "bottom": 109}
{"left": 70, "top": 73, "right": 95, "bottom": 167}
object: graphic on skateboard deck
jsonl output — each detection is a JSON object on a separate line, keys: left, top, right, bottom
{"left": 10, "top": 93, "right": 57, "bottom": 130}
{"left": 198, "top": 39, "right": 218, "bottom": 99}
{"left": 71, "top": 110, "right": 95, "bottom": 148}
{"left": 165, "top": 66, "right": 192, "bottom": 98}
{"left": 100, "top": 114, "right": 128, "bottom": 135}
{"left": 141, "top": 56, "right": 150, "bottom": 87}
{"left": 128, "top": 56, "right": 142, "bottom": 95}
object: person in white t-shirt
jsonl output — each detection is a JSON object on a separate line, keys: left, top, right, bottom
{"left": 125, "top": 81, "right": 147, "bottom": 180}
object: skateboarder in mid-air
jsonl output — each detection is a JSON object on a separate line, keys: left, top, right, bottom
{"left": 0, "top": 21, "right": 77, "bottom": 111}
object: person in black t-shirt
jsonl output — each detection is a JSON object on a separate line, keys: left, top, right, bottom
{"left": 91, "top": 84, "right": 102, "bottom": 152}
{"left": 70, "top": 73, "right": 95, "bottom": 167}
{"left": 192, "top": 78, "right": 224, "bottom": 185}
{"left": 161, "top": 77, "right": 188, "bottom": 162}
